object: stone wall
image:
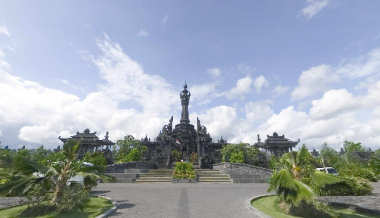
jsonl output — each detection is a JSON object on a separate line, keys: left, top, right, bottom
{"left": 213, "top": 162, "right": 272, "bottom": 183}
{"left": 105, "top": 161, "right": 154, "bottom": 173}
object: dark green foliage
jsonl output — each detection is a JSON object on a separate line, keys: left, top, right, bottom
{"left": 0, "top": 140, "right": 100, "bottom": 215}
{"left": 171, "top": 150, "right": 181, "bottom": 162}
{"left": 173, "top": 162, "right": 196, "bottom": 179}
{"left": 311, "top": 171, "right": 372, "bottom": 196}
{"left": 83, "top": 152, "right": 107, "bottom": 173}
{"left": 320, "top": 144, "right": 340, "bottom": 167}
{"left": 58, "top": 184, "right": 90, "bottom": 212}
{"left": 369, "top": 149, "right": 380, "bottom": 178}
{"left": 221, "top": 143, "right": 267, "bottom": 167}
{"left": 115, "top": 135, "right": 147, "bottom": 163}
{"left": 268, "top": 169, "right": 314, "bottom": 207}
{"left": 289, "top": 200, "right": 333, "bottom": 218}
{"left": 230, "top": 150, "right": 244, "bottom": 163}
{"left": 343, "top": 141, "right": 364, "bottom": 153}
{"left": 320, "top": 142, "right": 378, "bottom": 182}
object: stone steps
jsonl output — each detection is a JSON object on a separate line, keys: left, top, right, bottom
{"left": 135, "top": 169, "right": 173, "bottom": 183}
{"left": 195, "top": 169, "right": 232, "bottom": 183}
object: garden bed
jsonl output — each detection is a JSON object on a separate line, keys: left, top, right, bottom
{"left": 251, "top": 195, "right": 380, "bottom": 218}
{"left": 0, "top": 197, "right": 113, "bottom": 218}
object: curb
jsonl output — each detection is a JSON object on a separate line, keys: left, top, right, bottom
{"left": 248, "top": 194, "right": 275, "bottom": 218}
{"left": 96, "top": 195, "right": 118, "bottom": 218}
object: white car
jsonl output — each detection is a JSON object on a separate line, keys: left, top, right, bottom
{"left": 316, "top": 167, "right": 338, "bottom": 176}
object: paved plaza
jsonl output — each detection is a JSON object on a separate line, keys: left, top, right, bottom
{"left": 93, "top": 183, "right": 270, "bottom": 218}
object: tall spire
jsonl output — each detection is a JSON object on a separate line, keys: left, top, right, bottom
{"left": 180, "top": 82, "right": 191, "bottom": 124}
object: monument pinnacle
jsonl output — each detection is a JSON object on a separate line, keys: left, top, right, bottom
{"left": 180, "top": 82, "right": 190, "bottom": 124}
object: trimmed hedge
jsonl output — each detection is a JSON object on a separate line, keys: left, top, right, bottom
{"left": 311, "top": 171, "right": 372, "bottom": 196}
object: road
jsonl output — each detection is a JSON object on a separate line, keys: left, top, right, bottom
{"left": 93, "top": 183, "right": 270, "bottom": 218}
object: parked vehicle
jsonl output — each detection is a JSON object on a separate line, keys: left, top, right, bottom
{"left": 316, "top": 167, "right": 338, "bottom": 176}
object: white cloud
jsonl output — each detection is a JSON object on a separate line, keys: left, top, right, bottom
{"left": 162, "top": 15, "right": 169, "bottom": 24}
{"left": 309, "top": 89, "right": 360, "bottom": 120}
{"left": 292, "top": 64, "right": 339, "bottom": 100}
{"left": 61, "top": 79, "right": 70, "bottom": 85}
{"left": 0, "top": 26, "right": 10, "bottom": 37}
{"left": 207, "top": 68, "right": 221, "bottom": 77}
{"left": 190, "top": 83, "right": 217, "bottom": 104}
{"left": 337, "top": 48, "right": 380, "bottom": 78}
{"left": 0, "top": 35, "right": 177, "bottom": 146}
{"left": 137, "top": 29, "right": 149, "bottom": 37}
{"left": 292, "top": 48, "right": 380, "bottom": 101}
{"left": 273, "top": 85, "right": 289, "bottom": 96}
{"left": 301, "top": 0, "right": 329, "bottom": 19}
{"left": 195, "top": 105, "right": 237, "bottom": 139}
{"left": 253, "top": 75, "right": 269, "bottom": 93}
{"left": 244, "top": 101, "right": 273, "bottom": 122}
{"left": 224, "top": 76, "right": 253, "bottom": 99}
{"left": 1, "top": 34, "right": 380, "bottom": 150}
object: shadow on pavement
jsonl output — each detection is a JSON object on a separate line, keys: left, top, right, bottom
{"left": 91, "top": 190, "right": 111, "bottom": 195}
{"left": 115, "top": 200, "right": 136, "bottom": 209}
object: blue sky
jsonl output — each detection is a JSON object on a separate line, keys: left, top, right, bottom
{"left": 0, "top": 1, "right": 380, "bottom": 150}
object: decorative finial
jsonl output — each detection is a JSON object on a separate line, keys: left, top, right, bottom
{"left": 184, "top": 81, "right": 187, "bottom": 89}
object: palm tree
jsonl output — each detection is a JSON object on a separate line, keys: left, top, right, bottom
{"left": 0, "top": 140, "right": 99, "bottom": 208}
{"left": 268, "top": 147, "right": 314, "bottom": 207}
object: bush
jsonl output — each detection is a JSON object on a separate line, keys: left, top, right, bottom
{"left": 311, "top": 171, "right": 372, "bottom": 196}
{"left": 221, "top": 143, "right": 267, "bottom": 167}
{"left": 173, "top": 162, "right": 196, "bottom": 179}
{"left": 83, "top": 152, "right": 107, "bottom": 173}
{"left": 230, "top": 151, "right": 244, "bottom": 163}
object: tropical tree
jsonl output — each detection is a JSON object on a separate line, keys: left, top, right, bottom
{"left": 0, "top": 140, "right": 99, "bottom": 211}
{"left": 268, "top": 147, "right": 315, "bottom": 207}
{"left": 221, "top": 143, "right": 267, "bottom": 166}
{"left": 115, "top": 135, "right": 147, "bottom": 163}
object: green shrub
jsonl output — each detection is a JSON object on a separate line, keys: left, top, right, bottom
{"left": 173, "top": 162, "right": 196, "bottom": 179}
{"left": 221, "top": 143, "right": 267, "bottom": 167}
{"left": 268, "top": 169, "right": 314, "bottom": 207}
{"left": 311, "top": 171, "right": 372, "bottom": 196}
{"left": 83, "top": 152, "right": 107, "bottom": 173}
{"left": 230, "top": 151, "right": 244, "bottom": 163}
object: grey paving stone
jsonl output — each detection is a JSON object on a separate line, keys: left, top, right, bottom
{"left": 93, "top": 183, "right": 269, "bottom": 218}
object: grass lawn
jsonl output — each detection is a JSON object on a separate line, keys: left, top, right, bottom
{"left": 0, "top": 197, "right": 113, "bottom": 218}
{"left": 251, "top": 195, "right": 380, "bottom": 218}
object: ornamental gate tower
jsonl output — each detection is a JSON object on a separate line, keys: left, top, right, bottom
{"left": 146, "top": 82, "right": 225, "bottom": 168}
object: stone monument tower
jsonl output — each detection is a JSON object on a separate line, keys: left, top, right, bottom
{"left": 180, "top": 83, "right": 191, "bottom": 124}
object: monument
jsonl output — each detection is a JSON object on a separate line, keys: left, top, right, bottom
{"left": 254, "top": 132, "right": 299, "bottom": 157}
{"left": 141, "top": 83, "right": 225, "bottom": 168}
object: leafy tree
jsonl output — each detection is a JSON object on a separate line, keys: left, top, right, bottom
{"left": 230, "top": 151, "right": 244, "bottom": 163}
{"left": 0, "top": 140, "right": 100, "bottom": 212}
{"left": 83, "top": 152, "right": 107, "bottom": 173}
{"left": 369, "top": 149, "right": 380, "bottom": 177}
{"left": 125, "top": 146, "right": 147, "bottom": 162}
{"left": 115, "top": 135, "right": 147, "bottom": 163}
{"left": 343, "top": 141, "right": 364, "bottom": 153}
{"left": 320, "top": 144, "right": 340, "bottom": 167}
{"left": 268, "top": 169, "right": 314, "bottom": 207}
{"left": 221, "top": 143, "right": 267, "bottom": 166}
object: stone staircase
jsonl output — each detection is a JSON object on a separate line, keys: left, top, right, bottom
{"left": 105, "top": 169, "right": 149, "bottom": 183}
{"left": 196, "top": 169, "right": 232, "bottom": 183}
{"left": 135, "top": 169, "right": 173, "bottom": 183}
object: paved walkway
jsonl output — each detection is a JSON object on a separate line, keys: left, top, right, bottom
{"left": 93, "top": 183, "right": 269, "bottom": 218}
{"left": 0, "top": 197, "right": 27, "bottom": 209}
{"left": 318, "top": 182, "right": 380, "bottom": 215}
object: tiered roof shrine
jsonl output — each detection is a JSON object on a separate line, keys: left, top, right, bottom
{"left": 254, "top": 132, "right": 299, "bottom": 157}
